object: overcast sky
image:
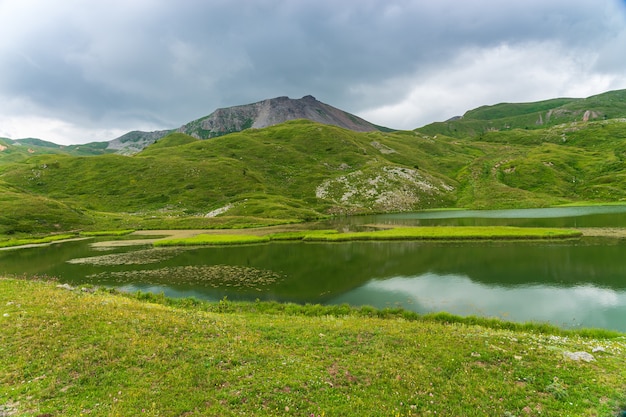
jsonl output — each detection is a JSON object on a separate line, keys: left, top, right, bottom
{"left": 2, "top": 0, "right": 626, "bottom": 145}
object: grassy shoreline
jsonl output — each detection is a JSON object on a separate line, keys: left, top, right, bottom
{"left": 1, "top": 277, "right": 625, "bottom": 416}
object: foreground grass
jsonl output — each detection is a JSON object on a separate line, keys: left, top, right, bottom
{"left": 1, "top": 278, "right": 625, "bottom": 416}
{"left": 153, "top": 226, "right": 582, "bottom": 246}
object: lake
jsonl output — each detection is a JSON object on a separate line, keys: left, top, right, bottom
{"left": 2, "top": 205, "right": 626, "bottom": 331}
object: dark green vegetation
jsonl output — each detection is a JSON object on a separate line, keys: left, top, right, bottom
{"left": 2, "top": 89, "right": 626, "bottom": 236}
{"left": 1, "top": 277, "right": 625, "bottom": 416}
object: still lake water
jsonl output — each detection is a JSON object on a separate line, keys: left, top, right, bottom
{"left": 2, "top": 206, "right": 626, "bottom": 331}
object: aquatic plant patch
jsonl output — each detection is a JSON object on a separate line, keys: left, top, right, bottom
{"left": 86, "top": 264, "right": 283, "bottom": 290}
{"left": 67, "top": 247, "right": 185, "bottom": 266}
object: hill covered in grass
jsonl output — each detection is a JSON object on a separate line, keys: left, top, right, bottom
{"left": 416, "top": 89, "right": 626, "bottom": 138}
{"left": 0, "top": 137, "right": 113, "bottom": 164}
{"left": 0, "top": 120, "right": 471, "bottom": 233}
{"left": 2, "top": 90, "right": 626, "bottom": 235}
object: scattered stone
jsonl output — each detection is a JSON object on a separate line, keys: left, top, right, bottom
{"left": 592, "top": 346, "right": 606, "bottom": 353}
{"left": 0, "top": 400, "right": 19, "bottom": 416}
{"left": 563, "top": 351, "right": 595, "bottom": 362}
{"left": 56, "top": 283, "right": 75, "bottom": 291}
{"left": 205, "top": 204, "right": 234, "bottom": 218}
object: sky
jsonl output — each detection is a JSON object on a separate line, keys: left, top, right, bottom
{"left": 2, "top": 0, "right": 626, "bottom": 145}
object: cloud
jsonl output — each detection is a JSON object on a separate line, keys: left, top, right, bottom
{"left": 1, "top": 0, "right": 626, "bottom": 144}
{"left": 360, "top": 41, "right": 626, "bottom": 129}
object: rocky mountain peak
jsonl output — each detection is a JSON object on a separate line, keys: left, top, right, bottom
{"left": 106, "top": 95, "right": 384, "bottom": 154}
{"left": 177, "top": 95, "right": 381, "bottom": 139}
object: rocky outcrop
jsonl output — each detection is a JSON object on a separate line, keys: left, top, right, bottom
{"left": 177, "top": 95, "right": 381, "bottom": 139}
{"left": 106, "top": 129, "right": 173, "bottom": 155}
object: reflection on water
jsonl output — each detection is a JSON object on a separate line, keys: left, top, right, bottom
{"left": 333, "top": 204, "right": 626, "bottom": 228}
{"left": 2, "top": 205, "right": 626, "bottom": 331}
{"left": 328, "top": 274, "right": 626, "bottom": 331}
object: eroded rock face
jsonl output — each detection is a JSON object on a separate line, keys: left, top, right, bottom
{"left": 316, "top": 165, "right": 455, "bottom": 213}
{"left": 177, "top": 95, "right": 380, "bottom": 139}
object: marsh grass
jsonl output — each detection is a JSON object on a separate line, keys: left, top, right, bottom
{"left": 153, "top": 233, "right": 271, "bottom": 246}
{"left": 1, "top": 277, "right": 625, "bottom": 417}
{"left": 153, "top": 226, "right": 582, "bottom": 246}
{"left": 0, "top": 233, "right": 77, "bottom": 248}
{"left": 303, "top": 226, "right": 582, "bottom": 241}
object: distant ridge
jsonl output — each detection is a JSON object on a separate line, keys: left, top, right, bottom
{"left": 106, "top": 95, "right": 384, "bottom": 154}
{"left": 106, "top": 129, "right": 173, "bottom": 155}
{"left": 416, "top": 89, "right": 626, "bottom": 138}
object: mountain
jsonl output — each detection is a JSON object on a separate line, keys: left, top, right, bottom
{"left": 105, "top": 95, "right": 386, "bottom": 154}
{"left": 416, "top": 89, "right": 626, "bottom": 138}
{"left": 177, "top": 95, "right": 383, "bottom": 138}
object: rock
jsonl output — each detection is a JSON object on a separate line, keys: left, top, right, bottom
{"left": 56, "top": 283, "right": 75, "bottom": 291}
{"left": 563, "top": 351, "right": 595, "bottom": 362}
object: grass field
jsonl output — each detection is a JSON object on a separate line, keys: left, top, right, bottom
{"left": 1, "top": 277, "right": 625, "bottom": 416}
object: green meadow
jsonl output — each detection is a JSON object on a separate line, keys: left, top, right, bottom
{"left": 1, "top": 277, "right": 625, "bottom": 417}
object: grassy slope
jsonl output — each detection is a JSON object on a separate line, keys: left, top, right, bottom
{"left": 1, "top": 278, "right": 625, "bottom": 417}
{"left": 0, "top": 182, "right": 93, "bottom": 235}
{"left": 2, "top": 108, "right": 626, "bottom": 233}
{"left": 416, "top": 89, "right": 626, "bottom": 139}
{"left": 0, "top": 121, "right": 471, "bottom": 232}
{"left": 458, "top": 119, "right": 626, "bottom": 207}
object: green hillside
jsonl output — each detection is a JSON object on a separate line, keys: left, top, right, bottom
{"left": 0, "top": 121, "right": 478, "bottom": 233}
{"left": 0, "top": 137, "right": 113, "bottom": 165}
{"left": 416, "top": 89, "right": 626, "bottom": 138}
{"left": 3, "top": 90, "right": 626, "bottom": 235}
